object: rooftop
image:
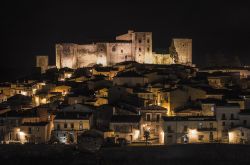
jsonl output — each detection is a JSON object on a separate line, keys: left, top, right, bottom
{"left": 21, "top": 122, "right": 49, "bottom": 126}
{"left": 139, "top": 105, "right": 167, "bottom": 111}
{"left": 162, "top": 116, "right": 216, "bottom": 121}
{"left": 115, "top": 71, "right": 144, "bottom": 78}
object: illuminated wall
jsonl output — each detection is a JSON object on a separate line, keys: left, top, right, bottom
{"left": 55, "top": 31, "right": 192, "bottom": 68}
{"left": 152, "top": 53, "right": 174, "bottom": 64}
{"left": 172, "top": 38, "right": 192, "bottom": 65}
{"left": 36, "top": 55, "right": 48, "bottom": 73}
{"left": 107, "top": 42, "right": 133, "bottom": 65}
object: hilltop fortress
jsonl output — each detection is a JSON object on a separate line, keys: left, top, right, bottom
{"left": 55, "top": 30, "right": 192, "bottom": 69}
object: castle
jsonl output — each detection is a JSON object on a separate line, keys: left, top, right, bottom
{"left": 55, "top": 30, "right": 192, "bottom": 69}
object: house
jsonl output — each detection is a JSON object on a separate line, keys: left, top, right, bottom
{"left": 215, "top": 103, "right": 240, "bottom": 142}
{"left": 53, "top": 111, "right": 93, "bottom": 144}
{"left": 19, "top": 122, "right": 51, "bottom": 143}
{"left": 92, "top": 67, "right": 119, "bottom": 80}
{"left": 162, "top": 116, "right": 218, "bottom": 144}
{"left": 110, "top": 115, "right": 142, "bottom": 143}
{"left": 228, "top": 126, "right": 250, "bottom": 144}
{"left": 0, "top": 94, "right": 7, "bottom": 103}
{"left": 113, "top": 71, "right": 148, "bottom": 87}
{"left": 138, "top": 105, "right": 167, "bottom": 143}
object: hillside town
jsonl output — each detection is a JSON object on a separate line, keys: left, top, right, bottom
{"left": 1, "top": 62, "right": 250, "bottom": 146}
{"left": 1, "top": 31, "right": 250, "bottom": 148}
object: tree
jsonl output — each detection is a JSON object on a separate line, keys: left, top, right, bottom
{"left": 169, "top": 41, "right": 179, "bottom": 63}
{"left": 67, "top": 133, "right": 75, "bottom": 144}
{"left": 144, "top": 130, "right": 150, "bottom": 146}
{"left": 49, "top": 133, "right": 59, "bottom": 144}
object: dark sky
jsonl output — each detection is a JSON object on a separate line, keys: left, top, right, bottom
{"left": 1, "top": 0, "right": 250, "bottom": 69}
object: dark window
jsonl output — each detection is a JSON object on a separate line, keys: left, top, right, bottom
{"left": 156, "top": 114, "right": 161, "bottom": 122}
{"left": 183, "top": 125, "right": 188, "bottom": 132}
{"left": 28, "top": 127, "right": 32, "bottom": 134}
{"left": 64, "top": 123, "right": 67, "bottom": 128}
{"left": 167, "top": 126, "right": 172, "bottom": 132}
{"left": 138, "top": 39, "right": 142, "bottom": 43}
{"left": 243, "top": 120, "right": 247, "bottom": 126}
{"left": 231, "top": 122, "right": 234, "bottom": 128}
{"left": 121, "top": 49, "right": 123, "bottom": 53}
{"left": 241, "top": 132, "right": 244, "bottom": 136}
{"left": 57, "top": 124, "right": 60, "bottom": 130}
{"left": 198, "top": 135, "right": 204, "bottom": 141}
{"left": 222, "top": 122, "right": 225, "bottom": 126}
{"left": 146, "top": 114, "right": 151, "bottom": 121}
{"left": 230, "top": 114, "right": 234, "bottom": 120}
{"left": 209, "top": 132, "right": 214, "bottom": 141}
{"left": 147, "top": 39, "right": 150, "bottom": 43}
{"left": 139, "top": 48, "right": 141, "bottom": 52}
{"left": 222, "top": 114, "right": 226, "bottom": 120}
{"left": 147, "top": 47, "right": 150, "bottom": 52}
{"left": 71, "top": 123, "right": 74, "bottom": 129}
{"left": 112, "top": 46, "right": 116, "bottom": 52}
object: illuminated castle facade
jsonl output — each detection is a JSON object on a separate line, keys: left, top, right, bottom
{"left": 56, "top": 30, "right": 192, "bottom": 69}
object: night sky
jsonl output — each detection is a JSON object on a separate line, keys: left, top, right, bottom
{"left": 1, "top": 0, "right": 250, "bottom": 71}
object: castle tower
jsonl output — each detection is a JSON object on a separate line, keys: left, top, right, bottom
{"left": 116, "top": 30, "right": 153, "bottom": 64}
{"left": 36, "top": 55, "right": 48, "bottom": 73}
{"left": 172, "top": 39, "right": 192, "bottom": 65}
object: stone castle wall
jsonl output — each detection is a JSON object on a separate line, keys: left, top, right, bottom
{"left": 55, "top": 31, "right": 192, "bottom": 69}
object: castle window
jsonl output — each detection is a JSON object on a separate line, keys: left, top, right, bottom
{"left": 121, "top": 49, "right": 123, "bottom": 53}
{"left": 139, "top": 48, "right": 141, "bottom": 52}
{"left": 147, "top": 39, "right": 150, "bottom": 43}
{"left": 138, "top": 39, "right": 142, "bottom": 43}
{"left": 112, "top": 46, "right": 116, "bottom": 52}
{"left": 147, "top": 47, "right": 150, "bottom": 52}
